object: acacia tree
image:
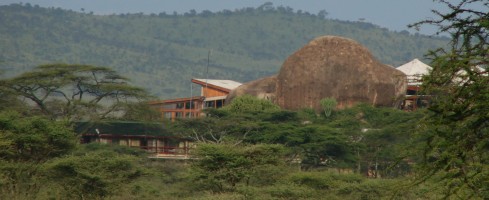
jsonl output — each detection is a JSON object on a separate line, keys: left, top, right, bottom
{"left": 171, "top": 109, "right": 260, "bottom": 145}
{"left": 190, "top": 143, "right": 287, "bottom": 192}
{"left": 1, "top": 64, "right": 150, "bottom": 120}
{"left": 224, "top": 94, "right": 280, "bottom": 113}
{"left": 0, "top": 71, "right": 26, "bottom": 112}
{"left": 410, "top": 0, "right": 489, "bottom": 198}
{"left": 0, "top": 111, "right": 78, "bottom": 199}
{"left": 171, "top": 95, "right": 279, "bottom": 145}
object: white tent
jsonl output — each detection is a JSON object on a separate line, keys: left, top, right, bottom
{"left": 396, "top": 58, "right": 432, "bottom": 85}
{"left": 397, "top": 58, "right": 431, "bottom": 76}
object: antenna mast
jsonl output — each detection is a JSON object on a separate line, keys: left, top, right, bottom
{"left": 205, "top": 49, "right": 211, "bottom": 97}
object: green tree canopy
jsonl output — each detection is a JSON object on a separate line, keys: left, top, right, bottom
{"left": 42, "top": 145, "right": 145, "bottom": 199}
{"left": 0, "top": 111, "right": 77, "bottom": 162}
{"left": 171, "top": 108, "right": 260, "bottom": 145}
{"left": 224, "top": 95, "right": 280, "bottom": 113}
{"left": 410, "top": 0, "right": 489, "bottom": 198}
{"left": 0, "top": 110, "right": 78, "bottom": 198}
{"left": 1, "top": 64, "right": 151, "bottom": 120}
{"left": 190, "top": 143, "right": 287, "bottom": 192}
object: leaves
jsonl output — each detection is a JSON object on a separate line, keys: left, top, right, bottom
{"left": 320, "top": 97, "right": 337, "bottom": 117}
{"left": 224, "top": 95, "right": 280, "bottom": 113}
{"left": 190, "top": 143, "right": 287, "bottom": 192}
{"left": 412, "top": 0, "right": 489, "bottom": 198}
{"left": 42, "top": 148, "right": 144, "bottom": 199}
{"left": 0, "top": 111, "right": 77, "bottom": 162}
{"left": 2, "top": 64, "right": 151, "bottom": 120}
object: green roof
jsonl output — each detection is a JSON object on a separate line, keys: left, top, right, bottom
{"left": 74, "top": 121, "right": 172, "bottom": 137}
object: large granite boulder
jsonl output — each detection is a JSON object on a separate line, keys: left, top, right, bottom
{"left": 228, "top": 36, "right": 407, "bottom": 112}
{"left": 226, "top": 75, "right": 277, "bottom": 102}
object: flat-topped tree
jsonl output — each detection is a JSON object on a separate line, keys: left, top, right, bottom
{"left": 1, "top": 64, "right": 150, "bottom": 120}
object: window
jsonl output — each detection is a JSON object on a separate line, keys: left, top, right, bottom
{"left": 185, "top": 101, "right": 195, "bottom": 109}
{"left": 175, "top": 112, "right": 183, "bottom": 118}
{"left": 141, "top": 139, "right": 148, "bottom": 148}
{"left": 216, "top": 99, "right": 224, "bottom": 108}
{"left": 205, "top": 101, "right": 215, "bottom": 108}
{"left": 176, "top": 102, "right": 184, "bottom": 109}
{"left": 130, "top": 139, "right": 140, "bottom": 147}
{"left": 407, "top": 89, "right": 417, "bottom": 95}
{"left": 164, "top": 112, "right": 172, "bottom": 119}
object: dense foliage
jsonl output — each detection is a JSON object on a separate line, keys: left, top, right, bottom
{"left": 0, "top": 3, "right": 448, "bottom": 98}
{"left": 0, "top": 64, "right": 154, "bottom": 121}
{"left": 173, "top": 100, "right": 423, "bottom": 177}
{"left": 0, "top": 111, "right": 154, "bottom": 199}
{"left": 0, "top": 111, "right": 77, "bottom": 162}
{"left": 410, "top": 0, "right": 489, "bottom": 198}
{"left": 223, "top": 94, "right": 281, "bottom": 113}
{"left": 0, "top": 91, "right": 468, "bottom": 199}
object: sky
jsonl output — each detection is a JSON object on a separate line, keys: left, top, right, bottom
{"left": 0, "top": 0, "right": 449, "bottom": 35}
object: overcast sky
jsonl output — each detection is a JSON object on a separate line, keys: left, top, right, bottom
{"left": 0, "top": 0, "right": 448, "bottom": 35}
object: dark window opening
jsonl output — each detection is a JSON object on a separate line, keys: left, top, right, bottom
{"left": 205, "top": 101, "right": 215, "bottom": 108}
{"left": 175, "top": 112, "right": 183, "bottom": 118}
{"left": 407, "top": 89, "right": 417, "bottom": 95}
{"left": 185, "top": 101, "right": 195, "bottom": 109}
{"left": 176, "top": 102, "right": 184, "bottom": 109}
{"left": 141, "top": 139, "right": 148, "bottom": 148}
{"left": 216, "top": 99, "right": 224, "bottom": 108}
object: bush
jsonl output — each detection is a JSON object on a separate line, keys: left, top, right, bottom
{"left": 320, "top": 98, "right": 337, "bottom": 117}
{"left": 266, "top": 183, "right": 315, "bottom": 199}
{"left": 41, "top": 149, "right": 144, "bottom": 199}
{"left": 297, "top": 107, "right": 317, "bottom": 121}
{"left": 190, "top": 144, "right": 287, "bottom": 193}
{"left": 289, "top": 172, "right": 335, "bottom": 190}
{"left": 224, "top": 95, "right": 280, "bottom": 113}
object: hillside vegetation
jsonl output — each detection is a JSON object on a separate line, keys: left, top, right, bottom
{"left": 0, "top": 3, "right": 448, "bottom": 98}
{"left": 0, "top": 101, "right": 445, "bottom": 200}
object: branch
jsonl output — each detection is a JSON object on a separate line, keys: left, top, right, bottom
{"left": 191, "top": 128, "right": 207, "bottom": 143}
{"left": 233, "top": 129, "right": 251, "bottom": 146}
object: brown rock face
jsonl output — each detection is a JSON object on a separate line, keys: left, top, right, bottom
{"left": 226, "top": 75, "right": 277, "bottom": 102}
{"left": 228, "top": 36, "right": 407, "bottom": 111}
{"left": 275, "top": 36, "right": 406, "bottom": 111}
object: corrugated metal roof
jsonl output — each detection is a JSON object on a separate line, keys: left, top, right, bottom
{"left": 204, "top": 95, "right": 227, "bottom": 101}
{"left": 193, "top": 79, "right": 242, "bottom": 90}
{"left": 75, "top": 121, "right": 170, "bottom": 136}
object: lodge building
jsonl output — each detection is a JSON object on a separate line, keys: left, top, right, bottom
{"left": 76, "top": 59, "right": 445, "bottom": 159}
{"left": 75, "top": 78, "right": 242, "bottom": 159}
{"left": 148, "top": 78, "right": 242, "bottom": 121}
{"left": 76, "top": 121, "right": 194, "bottom": 159}
{"left": 396, "top": 59, "right": 432, "bottom": 111}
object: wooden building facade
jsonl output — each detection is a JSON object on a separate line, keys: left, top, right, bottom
{"left": 149, "top": 78, "right": 242, "bottom": 120}
{"left": 76, "top": 121, "right": 194, "bottom": 159}
{"left": 149, "top": 96, "right": 205, "bottom": 121}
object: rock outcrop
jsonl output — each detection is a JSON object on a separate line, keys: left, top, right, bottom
{"left": 226, "top": 75, "right": 277, "bottom": 101}
{"left": 228, "top": 36, "right": 407, "bottom": 112}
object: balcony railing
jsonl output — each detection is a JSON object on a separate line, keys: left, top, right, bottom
{"left": 137, "top": 146, "right": 192, "bottom": 155}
